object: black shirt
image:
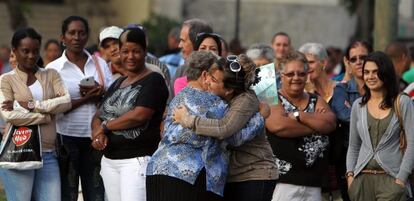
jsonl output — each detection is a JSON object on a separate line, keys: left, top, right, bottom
{"left": 100, "top": 72, "right": 168, "bottom": 159}
{"left": 267, "top": 93, "right": 329, "bottom": 187}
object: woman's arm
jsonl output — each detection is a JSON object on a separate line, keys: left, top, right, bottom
{"left": 396, "top": 95, "right": 414, "bottom": 182}
{"left": 299, "top": 96, "right": 337, "bottom": 134}
{"left": 346, "top": 100, "right": 362, "bottom": 175}
{"left": 265, "top": 104, "right": 315, "bottom": 138}
{"left": 331, "top": 84, "right": 352, "bottom": 122}
{"left": 105, "top": 106, "right": 154, "bottom": 131}
{"left": 225, "top": 112, "right": 264, "bottom": 146}
{"left": 26, "top": 70, "right": 71, "bottom": 114}
{"left": 174, "top": 92, "right": 259, "bottom": 140}
{"left": 91, "top": 110, "right": 108, "bottom": 150}
{"left": 0, "top": 76, "right": 51, "bottom": 125}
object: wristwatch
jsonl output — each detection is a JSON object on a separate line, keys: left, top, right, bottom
{"left": 293, "top": 111, "right": 300, "bottom": 122}
{"left": 27, "top": 100, "right": 35, "bottom": 112}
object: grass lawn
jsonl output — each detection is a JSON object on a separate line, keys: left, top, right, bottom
{"left": 0, "top": 189, "right": 5, "bottom": 201}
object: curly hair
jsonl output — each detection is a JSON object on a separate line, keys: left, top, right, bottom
{"left": 211, "top": 54, "right": 260, "bottom": 95}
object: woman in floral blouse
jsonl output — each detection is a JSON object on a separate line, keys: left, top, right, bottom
{"left": 146, "top": 51, "right": 264, "bottom": 201}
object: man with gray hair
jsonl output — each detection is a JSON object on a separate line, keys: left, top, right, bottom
{"left": 172, "top": 18, "right": 213, "bottom": 90}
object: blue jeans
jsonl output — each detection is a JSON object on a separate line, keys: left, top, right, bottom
{"left": 0, "top": 152, "right": 61, "bottom": 201}
{"left": 58, "top": 134, "right": 104, "bottom": 201}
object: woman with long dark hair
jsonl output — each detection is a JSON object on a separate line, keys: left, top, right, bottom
{"left": 346, "top": 51, "right": 414, "bottom": 201}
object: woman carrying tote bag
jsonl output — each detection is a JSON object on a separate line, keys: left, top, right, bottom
{"left": 0, "top": 27, "right": 71, "bottom": 201}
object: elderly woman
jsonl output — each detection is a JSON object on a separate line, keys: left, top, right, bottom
{"left": 0, "top": 27, "right": 71, "bottom": 201}
{"left": 172, "top": 54, "right": 278, "bottom": 201}
{"left": 90, "top": 27, "right": 169, "bottom": 201}
{"left": 346, "top": 51, "right": 414, "bottom": 201}
{"left": 246, "top": 43, "right": 275, "bottom": 67}
{"left": 146, "top": 51, "right": 264, "bottom": 201}
{"left": 266, "top": 51, "right": 336, "bottom": 201}
{"left": 299, "top": 43, "right": 335, "bottom": 103}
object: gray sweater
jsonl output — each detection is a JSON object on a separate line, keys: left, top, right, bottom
{"left": 346, "top": 95, "right": 414, "bottom": 182}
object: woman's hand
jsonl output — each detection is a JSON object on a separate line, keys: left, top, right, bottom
{"left": 342, "top": 56, "right": 352, "bottom": 82}
{"left": 347, "top": 176, "right": 354, "bottom": 189}
{"left": 81, "top": 85, "right": 104, "bottom": 103}
{"left": 91, "top": 127, "right": 108, "bottom": 151}
{"left": 259, "top": 102, "right": 270, "bottom": 119}
{"left": 172, "top": 105, "right": 194, "bottom": 128}
{"left": 1, "top": 100, "right": 13, "bottom": 111}
{"left": 395, "top": 179, "right": 405, "bottom": 187}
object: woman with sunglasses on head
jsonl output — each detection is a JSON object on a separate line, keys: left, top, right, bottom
{"left": 346, "top": 51, "right": 414, "bottom": 201}
{"left": 0, "top": 27, "right": 71, "bottom": 201}
{"left": 173, "top": 32, "right": 222, "bottom": 95}
{"left": 172, "top": 54, "right": 277, "bottom": 201}
{"left": 147, "top": 51, "right": 264, "bottom": 201}
{"left": 266, "top": 51, "right": 336, "bottom": 201}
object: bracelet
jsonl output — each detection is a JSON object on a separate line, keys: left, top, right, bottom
{"left": 101, "top": 120, "right": 111, "bottom": 135}
{"left": 345, "top": 172, "right": 354, "bottom": 178}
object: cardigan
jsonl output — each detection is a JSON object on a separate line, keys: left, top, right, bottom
{"left": 0, "top": 67, "right": 71, "bottom": 150}
{"left": 346, "top": 95, "right": 414, "bottom": 182}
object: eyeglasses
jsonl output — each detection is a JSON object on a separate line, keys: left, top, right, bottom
{"left": 282, "top": 71, "right": 307, "bottom": 78}
{"left": 349, "top": 55, "right": 367, "bottom": 63}
{"left": 226, "top": 55, "right": 241, "bottom": 72}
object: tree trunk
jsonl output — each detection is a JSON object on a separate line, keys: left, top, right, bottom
{"left": 6, "top": 0, "right": 27, "bottom": 30}
{"left": 373, "top": 0, "right": 399, "bottom": 51}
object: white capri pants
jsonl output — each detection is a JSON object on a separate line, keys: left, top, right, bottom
{"left": 100, "top": 155, "right": 150, "bottom": 201}
{"left": 272, "top": 183, "right": 322, "bottom": 201}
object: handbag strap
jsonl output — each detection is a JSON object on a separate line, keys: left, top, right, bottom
{"left": 394, "top": 93, "right": 406, "bottom": 154}
{"left": 92, "top": 55, "right": 105, "bottom": 87}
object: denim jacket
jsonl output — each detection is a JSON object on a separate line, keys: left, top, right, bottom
{"left": 146, "top": 87, "right": 264, "bottom": 196}
{"left": 331, "top": 78, "right": 362, "bottom": 123}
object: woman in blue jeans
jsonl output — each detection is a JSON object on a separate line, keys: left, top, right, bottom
{"left": 0, "top": 27, "right": 71, "bottom": 201}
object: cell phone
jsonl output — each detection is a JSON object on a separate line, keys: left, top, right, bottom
{"left": 80, "top": 76, "right": 96, "bottom": 87}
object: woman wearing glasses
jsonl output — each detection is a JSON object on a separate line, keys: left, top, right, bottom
{"left": 172, "top": 54, "right": 277, "bottom": 201}
{"left": 346, "top": 51, "right": 414, "bottom": 201}
{"left": 329, "top": 41, "right": 373, "bottom": 200}
{"left": 147, "top": 51, "right": 264, "bottom": 201}
{"left": 266, "top": 51, "right": 336, "bottom": 201}
{"left": 173, "top": 32, "right": 222, "bottom": 95}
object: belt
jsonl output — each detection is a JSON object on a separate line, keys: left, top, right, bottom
{"left": 361, "top": 169, "right": 386, "bottom": 174}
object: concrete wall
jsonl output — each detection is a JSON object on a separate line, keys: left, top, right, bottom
{"left": 153, "top": 0, "right": 356, "bottom": 49}
{"left": 0, "top": 0, "right": 151, "bottom": 50}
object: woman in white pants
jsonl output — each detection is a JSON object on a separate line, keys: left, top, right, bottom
{"left": 91, "top": 27, "right": 169, "bottom": 201}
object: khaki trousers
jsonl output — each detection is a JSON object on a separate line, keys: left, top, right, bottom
{"left": 348, "top": 174, "right": 406, "bottom": 201}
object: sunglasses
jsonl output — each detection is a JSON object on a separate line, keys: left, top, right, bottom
{"left": 226, "top": 55, "right": 241, "bottom": 72}
{"left": 349, "top": 55, "right": 367, "bottom": 63}
{"left": 283, "top": 71, "right": 307, "bottom": 78}
{"left": 196, "top": 32, "right": 222, "bottom": 39}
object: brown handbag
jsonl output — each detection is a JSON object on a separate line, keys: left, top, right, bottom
{"left": 394, "top": 93, "right": 406, "bottom": 154}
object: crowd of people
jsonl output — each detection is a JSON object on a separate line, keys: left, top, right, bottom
{"left": 0, "top": 15, "right": 413, "bottom": 201}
